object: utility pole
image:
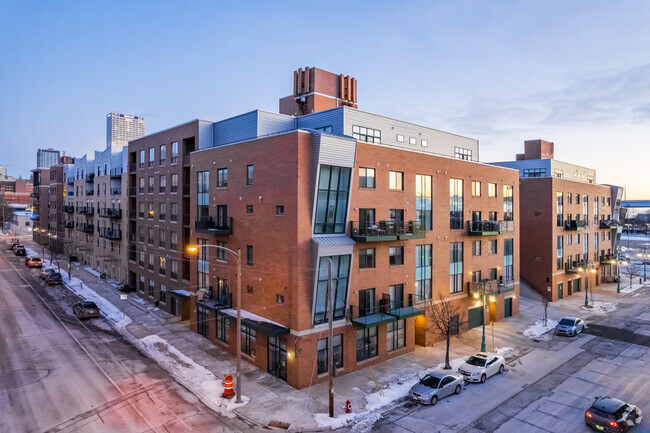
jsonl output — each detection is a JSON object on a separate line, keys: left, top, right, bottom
{"left": 327, "top": 258, "right": 334, "bottom": 418}
{"left": 236, "top": 248, "right": 242, "bottom": 404}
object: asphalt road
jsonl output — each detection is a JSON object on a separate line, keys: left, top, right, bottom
{"left": 0, "top": 245, "right": 252, "bottom": 433}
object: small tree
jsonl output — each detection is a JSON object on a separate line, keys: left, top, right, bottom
{"left": 541, "top": 296, "right": 549, "bottom": 326}
{"left": 625, "top": 264, "right": 642, "bottom": 287}
{"left": 425, "top": 293, "right": 468, "bottom": 369}
{"left": 62, "top": 239, "right": 80, "bottom": 280}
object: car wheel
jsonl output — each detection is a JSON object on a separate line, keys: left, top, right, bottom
{"left": 455, "top": 385, "right": 462, "bottom": 394}
{"left": 480, "top": 374, "right": 486, "bottom": 383}
{"left": 430, "top": 395, "right": 438, "bottom": 405}
{"left": 498, "top": 364, "right": 505, "bottom": 374}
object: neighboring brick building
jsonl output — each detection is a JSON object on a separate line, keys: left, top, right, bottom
{"left": 493, "top": 140, "right": 620, "bottom": 302}
{"left": 30, "top": 167, "right": 50, "bottom": 244}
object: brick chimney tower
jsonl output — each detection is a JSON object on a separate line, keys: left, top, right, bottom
{"left": 279, "top": 67, "right": 357, "bottom": 116}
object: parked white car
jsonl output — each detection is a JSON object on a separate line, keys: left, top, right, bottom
{"left": 458, "top": 352, "right": 505, "bottom": 383}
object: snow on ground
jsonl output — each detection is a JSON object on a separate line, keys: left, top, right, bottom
{"left": 131, "top": 296, "right": 146, "bottom": 305}
{"left": 522, "top": 319, "right": 558, "bottom": 340}
{"left": 582, "top": 301, "right": 616, "bottom": 313}
{"left": 496, "top": 347, "right": 520, "bottom": 360}
{"left": 84, "top": 266, "right": 101, "bottom": 278}
{"left": 620, "top": 283, "right": 645, "bottom": 294}
{"left": 314, "top": 349, "right": 509, "bottom": 430}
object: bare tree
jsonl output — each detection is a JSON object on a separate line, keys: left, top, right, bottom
{"left": 624, "top": 264, "right": 642, "bottom": 287}
{"left": 541, "top": 296, "right": 549, "bottom": 326}
{"left": 61, "top": 239, "right": 80, "bottom": 280}
{"left": 425, "top": 293, "right": 468, "bottom": 369}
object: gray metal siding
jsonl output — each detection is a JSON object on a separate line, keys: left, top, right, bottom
{"left": 257, "top": 111, "right": 296, "bottom": 136}
{"left": 198, "top": 120, "right": 214, "bottom": 150}
{"left": 342, "top": 107, "right": 479, "bottom": 160}
{"left": 212, "top": 111, "right": 259, "bottom": 146}
{"left": 317, "top": 134, "right": 357, "bottom": 168}
{"left": 297, "top": 108, "right": 345, "bottom": 135}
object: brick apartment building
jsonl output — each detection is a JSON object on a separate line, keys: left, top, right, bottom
{"left": 30, "top": 167, "right": 50, "bottom": 244}
{"left": 493, "top": 140, "right": 621, "bottom": 302}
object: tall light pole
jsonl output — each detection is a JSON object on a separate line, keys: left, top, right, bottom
{"left": 472, "top": 279, "right": 494, "bottom": 353}
{"left": 638, "top": 244, "right": 649, "bottom": 282}
{"left": 188, "top": 244, "right": 242, "bottom": 404}
{"left": 578, "top": 261, "right": 596, "bottom": 308}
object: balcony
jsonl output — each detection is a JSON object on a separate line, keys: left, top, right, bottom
{"left": 564, "top": 219, "right": 587, "bottom": 231}
{"left": 85, "top": 173, "right": 95, "bottom": 182}
{"left": 30, "top": 191, "right": 39, "bottom": 198}
{"left": 110, "top": 168, "right": 123, "bottom": 178}
{"left": 79, "top": 207, "right": 94, "bottom": 215}
{"left": 129, "top": 163, "right": 136, "bottom": 173}
{"left": 565, "top": 261, "right": 579, "bottom": 273}
{"left": 67, "top": 177, "right": 74, "bottom": 184}
{"left": 600, "top": 254, "right": 616, "bottom": 265}
{"left": 350, "top": 220, "right": 425, "bottom": 242}
{"left": 498, "top": 220, "right": 515, "bottom": 233}
{"left": 99, "top": 228, "right": 122, "bottom": 240}
{"left": 195, "top": 216, "right": 233, "bottom": 235}
{"left": 111, "top": 187, "right": 122, "bottom": 195}
{"left": 86, "top": 190, "right": 94, "bottom": 196}
{"left": 197, "top": 288, "right": 232, "bottom": 310}
{"left": 65, "top": 220, "right": 74, "bottom": 228}
{"left": 128, "top": 186, "right": 136, "bottom": 196}
{"left": 467, "top": 279, "right": 515, "bottom": 297}
{"left": 467, "top": 220, "right": 500, "bottom": 236}
{"left": 64, "top": 205, "right": 75, "bottom": 213}
{"left": 77, "top": 223, "right": 94, "bottom": 233}
{"left": 600, "top": 220, "right": 620, "bottom": 229}
{"left": 99, "top": 208, "right": 122, "bottom": 219}
{"left": 349, "top": 295, "right": 424, "bottom": 328}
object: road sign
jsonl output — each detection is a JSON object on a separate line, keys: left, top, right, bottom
{"left": 120, "top": 294, "right": 128, "bottom": 300}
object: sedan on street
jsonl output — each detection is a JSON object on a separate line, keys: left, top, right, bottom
{"left": 26, "top": 257, "right": 43, "bottom": 268}
{"left": 72, "top": 301, "right": 100, "bottom": 319}
{"left": 40, "top": 268, "right": 57, "bottom": 280}
{"left": 46, "top": 272, "right": 63, "bottom": 285}
{"left": 458, "top": 352, "right": 505, "bottom": 383}
{"left": 585, "top": 396, "right": 642, "bottom": 432}
{"left": 409, "top": 372, "right": 464, "bottom": 405}
{"left": 555, "top": 317, "right": 585, "bottom": 337}
{"left": 14, "top": 245, "right": 26, "bottom": 256}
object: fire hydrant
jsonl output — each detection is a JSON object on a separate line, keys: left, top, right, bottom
{"left": 345, "top": 400, "right": 352, "bottom": 414}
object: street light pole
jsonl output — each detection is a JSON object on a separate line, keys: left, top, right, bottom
{"left": 481, "top": 279, "right": 487, "bottom": 353}
{"left": 327, "top": 258, "right": 334, "bottom": 418}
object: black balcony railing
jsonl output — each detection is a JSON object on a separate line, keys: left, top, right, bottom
{"left": 86, "top": 173, "right": 95, "bottom": 181}
{"left": 197, "top": 289, "right": 232, "bottom": 310}
{"left": 110, "top": 168, "right": 123, "bottom": 178}
{"left": 467, "top": 279, "right": 515, "bottom": 297}
{"left": 599, "top": 220, "right": 620, "bottom": 229}
{"left": 67, "top": 177, "right": 74, "bottom": 184}
{"left": 350, "top": 220, "right": 425, "bottom": 242}
{"left": 77, "top": 223, "right": 94, "bottom": 233}
{"left": 86, "top": 190, "right": 94, "bottom": 196}
{"left": 599, "top": 254, "right": 616, "bottom": 264}
{"left": 565, "top": 261, "right": 579, "bottom": 273}
{"left": 564, "top": 219, "right": 587, "bottom": 231}
{"left": 348, "top": 294, "right": 424, "bottom": 328}
{"left": 498, "top": 220, "right": 515, "bottom": 233}
{"left": 128, "top": 186, "right": 136, "bottom": 195}
{"left": 111, "top": 187, "right": 122, "bottom": 195}
{"left": 79, "top": 206, "right": 94, "bottom": 215}
{"left": 99, "top": 208, "right": 122, "bottom": 218}
{"left": 129, "top": 163, "right": 136, "bottom": 173}
{"left": 64, "top": 205, "right": 75, "bottom": 213}
{"left": 99, "top": 228, "right": 122, "bottom": 240}
{"left": 65, "top": 220, "right": 74, "bottom": 228}
{"left": 195, "top": 216, "right": 233, "bottom": 235}
{"left": 467, "top": 220, "right": 500, "bottom": 235}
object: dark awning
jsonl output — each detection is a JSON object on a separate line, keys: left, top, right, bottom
{"left": 218, "top": 309, "right": 290, "bottom": 337}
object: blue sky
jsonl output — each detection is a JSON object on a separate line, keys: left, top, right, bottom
{"left": 1, "top": 0, "right": 649, "bottom": 198}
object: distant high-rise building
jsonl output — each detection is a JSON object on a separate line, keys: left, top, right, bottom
{"left": 36, "top": 148, "right": 62, "bottom": 169}
{"left": 106, "top": 112, "right": 145, "bottom": 147}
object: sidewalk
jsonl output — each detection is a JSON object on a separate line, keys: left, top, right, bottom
{"left": 12, "top": 235, "right": 650, "bottom": 431}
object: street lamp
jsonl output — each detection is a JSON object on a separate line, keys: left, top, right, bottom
{"left": 187, "top": 244, "right": 242, "bottom": 404}
{"left": 471, "top": 278, "right": 493, "bottom": 352}
{"left": 610, "top": 253, "right": 628, "bottom": 294}
{"left": 637, "top": 244, "right": 649, "bottom": 282}
{"left": 577, "top": 261, "right": 596, "bottom": 308}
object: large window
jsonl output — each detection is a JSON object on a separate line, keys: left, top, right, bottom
{"left": 359, "top": 167, "right": 375, "bottom": 189}
{"left": 356, "top": 327, "right": 378, "bottom": 362}
{"left": 523, "top": 168, "right": 546, "bottom": 177}
{"left": 454, "top": 147, "right": 472, "bottom": 160}
{"left": 389, "top": 246, "right": 404, "bottom": 266}
{"left": 389, "top": 171, "right": 404, "bottom": 191}
{"left": 217, "top": 168, "right": 228, "bottom": 187}
{"left": 197, "top": 171, "right": 209, "bottom": 219}
{"left": 450, "top": 242, "right": 464, "bottom": 293}
{"left": 556, "top": 192, "right": 564, "bottom": 226}
{"left": 504, "top": 238, "right": 514, "bottom": 281}
{"left": 314, "top": 165, "right": 351, "bottom": 234}
{"left": 415, "top": 244, "right": 432, "bottom": 301}
{"left": 488, "top": 183, "right": 497, "bottom": 197}
{"left": 416, "top": 174, "right": 432, "bottom": 230}
{"left": 593, "top": 196, "right": 599, "bottom": 225}
{"left": 171, "top": 141, "right": 178, "bottom": 163}
{"left": 582, "top": 195, "right": 589, "bottom": 223}
{"left": 557, "top": 236, "right": 564, "bottom": 270}
{"left": 359, "top": 248, "right": 375, "bottom": 269}
{"left": 387, "top": 320, "right": 405, "bottom": 352}
{"left": 472, "top": 181, "right": 481, "bottom": 196}
{"left": 450, "top": 179, "right": 463, "bottom": 230}
{"left": 503, "top": 185, "right": 513, "bottom": 221}
{"left": 352, "top": 125, "right": 381, "bottom": 144}
{"left": 313, "top": 255, "right": 351, "bottom": 325}
{"left": 317, "top": 335, "right": 343, "bottom": 375}
{"left": 198, "top": 239, "right": 208, "bottom": 289}
{"left": 217, "top": 314, "right": 229, "bottom": 343}
{"left": 247, "top": 245, "right": 253, "bottom": 266}
{"left": 241, "top": 325, "right": 256, "bottom": 358}
{"left": 246, "top": 165, "right": 254, "bottom": 186}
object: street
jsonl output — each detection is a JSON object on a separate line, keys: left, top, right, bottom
{"left": 367, "top": 279, "right": 650, "bottom": 433}
{"left": 0, "top": 246, "right": 253, "bottom": 433}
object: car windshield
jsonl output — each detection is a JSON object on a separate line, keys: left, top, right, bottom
{"left": 51, "top": 273, "right": 61, "bottom": 278}
{"left": 82, "top": 302, "right": 97, "bottom": 308}
{"left": 559, "top": 318, "right": 575, "bottom": 326}
{"left": 465, "top": 356, "right": 487, "bottom": 367}
{"left": 419, "top": 375, "right": 441, "bottom": 388}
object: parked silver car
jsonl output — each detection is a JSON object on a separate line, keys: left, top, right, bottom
{"left": 555, "top": 317, "right": 585, "bottom": 337}
{"left": 408, "top": 371, "right": 464, "bottom": 405}
{"left": 458, "top": 352, "right": 506, "bottom": 383}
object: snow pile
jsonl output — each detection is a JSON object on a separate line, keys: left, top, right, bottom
{"left": 315, "top": 355, "right": 467, "bottom": 430}
{"left": 522, "top": 319, "right": 558, "bottom": 340}
{"left": 584, "top": 301, "right": 616, "bottom": 313}
{"left": 620, "top": 283, "right": 645, "bottom": 294}
{"left": 135, "top": 335, "right": 248, "bottom": 417}
{"left": 84, "top": 266, "right": 102, "bottom": 278}
{"left": 131, "top": 296, "right": 146, "bottom": 305}
{"left": 496, "top": 347, "right": 519, "bottom": 360}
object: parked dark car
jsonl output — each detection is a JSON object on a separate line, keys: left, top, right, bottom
{"left": 585, "top": 396, "right": 642, "bottom": 432}
{"left": 14, "top": 245, "right": 26, "bottom": 256}
{"left": 40, "top": 268, "right": 57, "bottom": 280}
{"left": 8, "top": 241, "right": 18, "bottom": 250}
{"left": 72, "top": 301, "right": 100, "bottom": 319}
{"left": 46, "top": 272, "right": 63, "bottom": 285}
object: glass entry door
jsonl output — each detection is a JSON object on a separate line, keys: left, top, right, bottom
{"left": 268, "top": 337, "right": 287, "bottom": 381}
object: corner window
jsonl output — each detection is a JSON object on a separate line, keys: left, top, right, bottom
{"left": 313, "top": 255, "right": 350, "bottom": 325}
{"left": 314, "top": 165, "right": 351, "bottom": 234}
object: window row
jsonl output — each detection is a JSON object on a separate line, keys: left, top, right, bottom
{"left": 139, "top": 142, "right": 178, "bottom": 168}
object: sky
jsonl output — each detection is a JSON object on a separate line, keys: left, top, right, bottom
{"left": 1, "top": 0, "right": 649, "bottom": 198}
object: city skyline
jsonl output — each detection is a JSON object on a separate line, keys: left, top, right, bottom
{"left": 1, "top": 1, "right": 649, "bottom": 198}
